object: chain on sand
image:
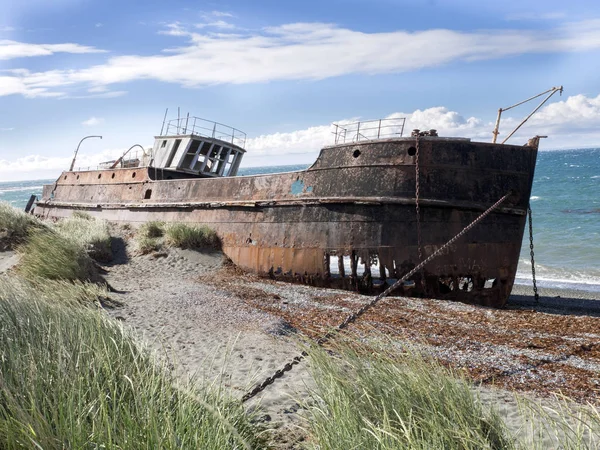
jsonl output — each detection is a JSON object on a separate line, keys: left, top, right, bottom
{"left": 241, "top": 191, "right": 514, "bottom": 403}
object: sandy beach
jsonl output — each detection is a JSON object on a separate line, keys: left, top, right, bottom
{"left": 2, "top": 223, "right": 599, "bottom": 448}
{"left": 12, "top": 229, "right": 577, "bottom": 447}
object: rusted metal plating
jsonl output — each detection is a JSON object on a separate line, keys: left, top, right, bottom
{"left": 37, "top": 136, "right": 538, "bottom": 308}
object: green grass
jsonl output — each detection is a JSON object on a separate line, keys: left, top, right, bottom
{"left": 132, "top": 221, "right": 220, "bottom": 253}
{"left": 516, "top": 394, "right": 600, "bottom": 450}
{"left": 0, "top": 278, "right": 266, "bottom": 450}
{"left": 138, "top": 220, "right": 165, "bottom": 239}
{"left": 132, "top": 221, "right": 166, "bottom": 254}
{"left": 165, "top": 223, "right": 220, "bottom": 250}
{"left": 17, "top": 229, "right": 98, "bottom": 282}
{"left": 136, "top": 236, "right": 162, "bottom": 254}
{"left": 54, "top": 214, "right": 113, "bottom": 262}
{"left": 0, "top": 202, "right": 46, "bottom": 247}
{"left": 304, "top": 341, "right": 516, "bottom": 450}
{"left": 6, "top": 277, "right": 111, "bottom": 307}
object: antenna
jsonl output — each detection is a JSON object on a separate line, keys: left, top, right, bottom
{"left": 160, "top": 108, "right": 168, "bottom": 135}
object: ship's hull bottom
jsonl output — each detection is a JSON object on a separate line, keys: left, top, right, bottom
{"left": 224, "top": 242, "right": 518, "bottom": 308}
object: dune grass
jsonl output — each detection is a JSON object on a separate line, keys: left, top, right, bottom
{"left": 132, "top": 221, "right": 165, "bottom": 254}
{"left": 133, "top": 221, "right": 220, "bottom": 253}
{"left": 516, "top": 394, "right": 600, "bottom": 450}
{"left": 304, "top": 341, "right": 517, "bottom": 450}
{"left": 0, "top": 201, "right": 46, "bottom": 246}
{"left": 0, "top": 278, "right": 266, "bottom": 450}
{"left": 138, "top": 220, "right": 165, "bottom": 239}
{"left": 165, "top": 222, "right": 220, "bottom": 250}
{"left": 135, "top": 235, "right": 162, "bottom": 254}
{"left": 54, "top": 214, "right": 113, "bottom": 262}
{"left": 16, "top": 229, "right": 98, "bottom": 282}
{"left": 6, "top": 276, "right": 111, "bottom": 307}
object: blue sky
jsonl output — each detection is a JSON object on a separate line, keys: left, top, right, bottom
{"left": 1, "top": 0, "right": 600, "bottom": 181}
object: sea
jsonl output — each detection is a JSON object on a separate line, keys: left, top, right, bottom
{"left": 1, "top": 150, "right": 598, "bottom": 293}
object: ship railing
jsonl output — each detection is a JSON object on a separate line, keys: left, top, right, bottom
{"left": 162, "top": 116, "right": 247, "bottom": 148}
{"left": 332, "top": 117, "right": 406, "bottom": 144}
{"left": 81, "top": 148, "right": 152, "bottom": 171}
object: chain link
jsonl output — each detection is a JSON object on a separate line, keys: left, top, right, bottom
{"left": 528, "top": 205, "right": 540, "bottom": 303}
{"left": 415, "top": 135, "right": 423, "bottom": 263}
{"left": 240, "top": 191, "right": 513, "bottom": 403}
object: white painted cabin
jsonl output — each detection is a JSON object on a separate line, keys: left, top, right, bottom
{"left": 149, "top": 116, "right": 246, "bottom": 178}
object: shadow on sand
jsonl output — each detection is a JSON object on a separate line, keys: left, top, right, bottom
{"left": 508, "top": 292, "right": 600, "bottom": 318}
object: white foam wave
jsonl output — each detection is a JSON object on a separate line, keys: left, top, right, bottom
{"left": 591, "top": 175, "right": 600, "bottom": 179}
{"left": 530, "top": 196, "right": 541, "bottom": 201}
{"left": 516, "top": 262, "right": 600, "bottom": 293}
{"left": 0, "top": 185, "right": 44, "bottom": 194}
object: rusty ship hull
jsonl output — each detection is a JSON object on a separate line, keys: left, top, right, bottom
{"left": 37, "top": 137, "right": 538, "bottom": 307}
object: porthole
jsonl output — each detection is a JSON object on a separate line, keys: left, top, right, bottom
{"left": 111, "top": 173, "right": 115, "bottom": 179}
{"left": 353, "top": 150, "right": 361, "bottom": 158}
{"left": 407, "top": 146, "right": 417, "bottom": 156}
{"left": 76, "top": 175, "right": 80, "bottom": 180}
{"left": 144, "top": 189, "right": 152, "bottom": 199}
{"left": 132, "top": 172, "right": 136, "bottom": 178}
{"left": 64, "top": 175, "right": 67, "bottom": 180}
{"left": 98, "top": 174, "right": 102, "bottom": 179}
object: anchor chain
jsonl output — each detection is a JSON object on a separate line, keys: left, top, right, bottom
{"left": 415, "top": 134, "right": 423, "bottom": 263}
{"left": 241, "top": 191, "right": 514, "bottom": 403}
{"left": 527, "top": 205, "right": 540, "bottom": 303}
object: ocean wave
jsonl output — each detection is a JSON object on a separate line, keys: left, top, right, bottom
{"left": 0, "top": 185, "right": 44, "bottom": 194}
{"left": 516, "top": 262, "right": 600, "bottom": 293}
{"left": 514, "top": 277, "right": 600, "bottom": 293}
{"left": 530, "top": 196, "right": 541, "bottom": 201}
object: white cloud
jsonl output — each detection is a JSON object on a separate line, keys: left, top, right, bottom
{"left": 194, "top": 20, "right": 236, "bottom": 30}
{"left": 0, "top": 26, "right": 16, "bottom": 32}
{"left": 0, "top": 148, "right": 128, "bottom": 181}
{"left": 208, "top": 11, "right": 233, "bottom": 18}
{"left": 158, "top": 22, "right": 188, "bottom": 37}
{"left": 82, "top": 117, "right": 104, "bottom": 126}
{"left": 3, "top": 19, "right": 600, "bottom": 97}
{"left": 67, "top": 90, "right": 127, "bottom": 99}
{"left": 246, "top": 93, "right": 600, "bottom": 157}
{"left": 95, "top": 23, "right": 103, "bottom": 28}
{"left": 2, "top": 93, "right": 600, "bottom": 180}
{"left": 0, "top": 127, "right": 14, "bottom": 131}
{"left": 0, "top": 39, "right": 105, "bottom": 60}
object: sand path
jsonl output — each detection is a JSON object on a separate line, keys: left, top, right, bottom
{"left": 102, "top": 240, "right": 314, "bottom": 448}
{"left": 101, "top": 237, "right": 600, "bottom": 448}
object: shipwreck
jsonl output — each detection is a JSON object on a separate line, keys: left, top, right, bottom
{"left": 36, "top": 87, "right": 564, "bottom": 308}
